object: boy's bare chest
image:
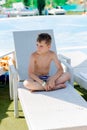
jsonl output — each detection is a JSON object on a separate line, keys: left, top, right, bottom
{"left": 35, "top": 56, "right": 51, "bottom": 68}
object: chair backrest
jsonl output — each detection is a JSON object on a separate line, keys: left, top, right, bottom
{"left": 13, "top": 30, "right": 57, "bottom": 81}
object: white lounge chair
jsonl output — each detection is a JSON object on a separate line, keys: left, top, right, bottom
{"left": 10, "top": 30, "right": 87, "bottom": 130}
{"left": 62, "top": 51, "right": 87, "bottom": 90}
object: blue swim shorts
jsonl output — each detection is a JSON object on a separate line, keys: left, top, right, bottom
{"left": 39, "top": 75, "right": 49, "bottom": 82}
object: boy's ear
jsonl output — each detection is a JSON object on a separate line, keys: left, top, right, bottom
{"left": 48, "top": 45, "right": 51, "bottom": 49}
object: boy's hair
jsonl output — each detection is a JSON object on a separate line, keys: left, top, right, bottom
{"left": 37, "top": 33, "right": 52, "bottom": 45}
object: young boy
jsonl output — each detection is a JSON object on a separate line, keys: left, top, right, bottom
{"left": 23, "top": 33, "right": 70, "bottom": 91}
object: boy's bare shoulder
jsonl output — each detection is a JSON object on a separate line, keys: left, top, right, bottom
{"left": 31, "top": 51, "right": 56, "bottom": 58}
{"left": 31, "top": 51, "right": 37, "bottom": 56}
{"left": 49, "top": 50, "right": 55, "bottom": 54}
{"left": 30, "top": 52, "right": 37, "bottom": 60}
{"left": 49, "top": 50, "right": 56, "bottom": 56}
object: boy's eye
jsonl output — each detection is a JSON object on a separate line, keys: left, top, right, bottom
{"left": 36, "top": 44, "right": 43, "bottom": 48}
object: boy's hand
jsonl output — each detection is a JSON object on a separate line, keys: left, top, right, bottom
{"left": 43, "top": 83, "right": 53, "bottom": 91}
{"left": 47, "top": 79, "right": 55, "bottom": 90}
{"left": 42, "top": 77, "right": 56, "bottom": 91}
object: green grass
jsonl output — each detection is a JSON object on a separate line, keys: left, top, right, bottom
{"left": 0, "top": 82, "right": 87, "bottom": 130}
{"left": 74, "top": 83, "right": 87, "bottom": 101}
{"left": 0, "top": 83, "right": 28, "bottom": 130}
{"left": 66, "top": 11, "right": 82, "bottom": 15}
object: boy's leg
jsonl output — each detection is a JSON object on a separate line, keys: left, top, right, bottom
{"left": 23, "top": 79, "right": 45, "bottom": 91}
{"left": 23, "top": 72, "right": 70, "bottom": 91}
{"left": 56, "top": 72, "right": 70, "bottom": 85}
{"left": 55, "top": 72, "right": 70, "bottom": 89}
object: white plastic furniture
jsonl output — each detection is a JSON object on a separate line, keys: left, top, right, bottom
{"left": 10, "top": 30, "right": 87, "bottom": 130}
{"left": 62, "top": 51, "right": 87, "bottom": 90}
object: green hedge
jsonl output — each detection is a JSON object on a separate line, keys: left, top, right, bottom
{"left": 3, "top": 0, "right": 67, "bottom": 8}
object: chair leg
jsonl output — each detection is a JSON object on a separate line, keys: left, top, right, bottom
{"left": 13, "top": 74, "right": 19, "bottom": 117}
{"left": 9, "top": 69, "right": 13, "bottom": 100}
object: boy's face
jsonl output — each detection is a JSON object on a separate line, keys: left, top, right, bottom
{"left": 36, "top": 40, "right": 51, "bottom": 54}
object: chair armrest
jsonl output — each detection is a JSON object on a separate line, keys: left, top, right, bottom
{"left": 60, "top": 59, "right": 74, "bottom": 87}
{"left": 9, "top": 64, "right": 18, "bottom": 75}
{"left": 58, "top": 54, "right": 71, "bottom": 64}
{"left": 8, "top": 59, "right": 14, "bottom": 100}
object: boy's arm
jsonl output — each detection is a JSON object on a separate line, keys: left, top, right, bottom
{"left": 50, "top": 52, "right": 63, "bottom": 81}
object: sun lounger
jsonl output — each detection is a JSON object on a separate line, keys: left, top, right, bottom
{"left": 10, "top": 30, "right": 87, "bottom": 130}
{"left": 62, "top": 51, "right": 87, "bottom": 90}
